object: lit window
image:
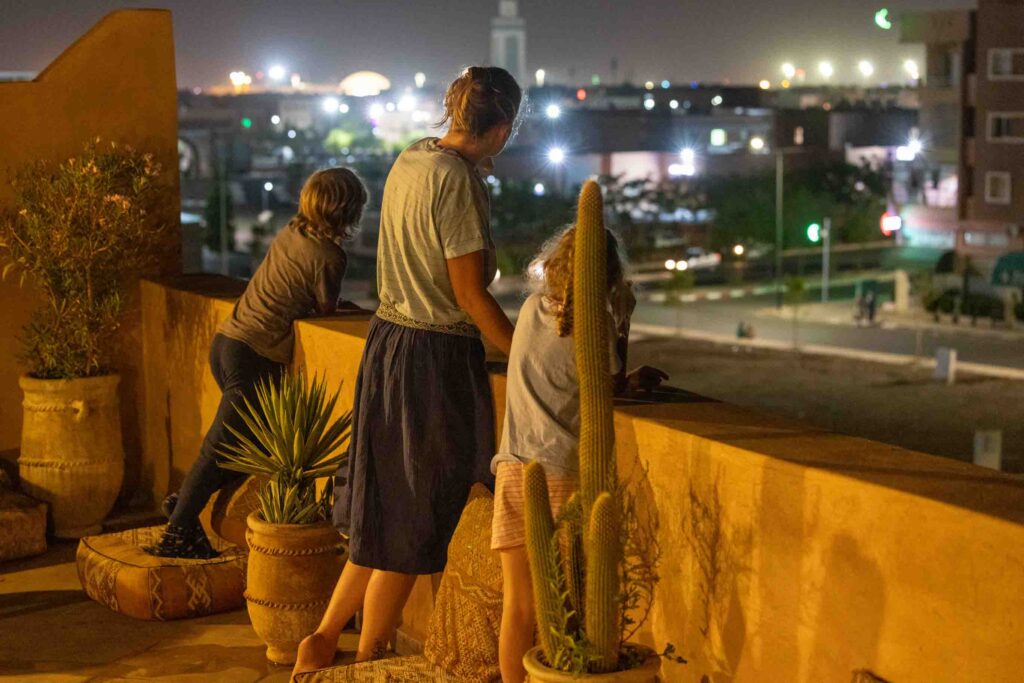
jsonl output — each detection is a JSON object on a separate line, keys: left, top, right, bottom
{"left": 984, "top": 171, "right": 1011, "bottom": 205}
{"left": 710, "top": 128, "right": 727, "bottom": 146}
{"left": 989, "top": 49, "right": 1024, "bottom": 80}
{"left": 794, "top": 126, "right": 805, "bottom": 145}
{"left": 989, "top": 112, "right": 1024, "bottom": 142}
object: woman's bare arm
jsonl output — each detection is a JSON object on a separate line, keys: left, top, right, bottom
{"left": 446, "top": 250, "right": 514, "bottom": 356}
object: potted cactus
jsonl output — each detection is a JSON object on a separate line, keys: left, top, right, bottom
{"left": 522, "top": 181, "right": 674, "bottom": 681}
{"left": 216, "top": 371, "right": 350, "bottom": 665}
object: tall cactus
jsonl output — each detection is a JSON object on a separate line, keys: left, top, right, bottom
{"left": 524, "top": 180, "right": 624, "bottom": 674}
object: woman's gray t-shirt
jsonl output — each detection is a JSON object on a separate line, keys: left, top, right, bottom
{"left": 375, "top": 138, "right": 496, "bottom": 336}
{"left": 492, "top": 293, "right": 621, "bottom": 477}
{"left": 218, "top": 223, "right": 347, "bottom": 363}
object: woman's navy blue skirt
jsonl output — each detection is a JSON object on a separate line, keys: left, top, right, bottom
{"left": 333, "top": 316, "right": 496, "bottom": 574}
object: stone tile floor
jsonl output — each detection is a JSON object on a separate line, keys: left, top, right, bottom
{"left": 0, "top": 541, "right": 359, "bottom": 682}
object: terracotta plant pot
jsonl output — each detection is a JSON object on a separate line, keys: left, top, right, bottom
{"left": 523, "top": 645, "right": 661, "bottom": 683}
{"left": 244, "top": 512, "right": 346, "bottom": 665}
{"left": 18, "top": 374, "right": 124, "bottom": 538}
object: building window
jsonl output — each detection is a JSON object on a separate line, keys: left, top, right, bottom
{"left": 984, "top": 171, "right": 1012, "bottom": 205}
{"left": 989, "top": 112, "right": 1024, "bottom": 142}
{"left": 793, "top": 126, "right": 804, "bottom": 145}
{"left": 710, "top": 128, "right": 727, "bottom": 146}
{"left": 989, "top": 48, "right": 1024, "bottom": 81}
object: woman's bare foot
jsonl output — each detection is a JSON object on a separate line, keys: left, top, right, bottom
{"left": 291, "top": 632, "right": 337, "bottom": 680}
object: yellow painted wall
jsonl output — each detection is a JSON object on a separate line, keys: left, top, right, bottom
{"left": 140, "top": 278, "right": 1024, "bottom": 682}
{"left": 0, "top": 10, "right": 180, "bottom": 501}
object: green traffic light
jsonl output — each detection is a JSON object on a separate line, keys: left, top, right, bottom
{"left": 807, "top": 223, "right": 822, "bottom": 243}
{"left": 241, "top": 117, "right": 253, "bottom": 129}
{"left": 875, "top": 8, "right": 892, "bottom": 30}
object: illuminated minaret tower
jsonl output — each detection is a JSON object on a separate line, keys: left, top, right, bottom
{"left": 490, "top": 0, "right": 527, "bottom": 86}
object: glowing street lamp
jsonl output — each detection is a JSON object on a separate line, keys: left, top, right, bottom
{"left": 271, "top": 114, "right": 281, "bottom": 125}
{"left": 858, "top": 60, "right": 875, "bottom": 78}
{"left": 545, "top": 103, "right": 561, "bottom": 119}
{"left": 903, "top": 59, "right": 920, "bottom": 81}
{"left": 781, "top": 62, "right": 796, "bottom": 80}
{"left": 643, "top": 97, "right": 655, "bottom": 110}
{"left": 759, "top": 79, "right": 771, "bottom": 90}
{"left": 338, "top": 102, "right": 350, "bottom": 114}
{"left": 669, "top": 99, "right": 679, "bottom": 109}
{"left": 533, "top": 182, "right": 546, "bottom": 196}
{"left": 263, "top": 181, "right": 274, "bottom": 192}
{"left": 535, "top": 68, "right": 546, "bottom": 87}
{"left": 733, "top": 244, "right": 745, "bottom": 256}
{"left": 711, "top": 95, "right": 723, "bottom": 106}
{"left": 818, "top": 61, "right": 834, "bottom": 81}
{"left": 414, "top": 72, "right": 426, "bottom": 88}
{"left": 749, "top": 136, "right": 766, "bottom": 151}
{"left": 268, "top": 64, "right": 287, "bottom": 81}
{"left": 547, "top": 147, "right": 565, "bottom": 164}
{"left": 321, "top": 97, "right": 340, "bottom": 114}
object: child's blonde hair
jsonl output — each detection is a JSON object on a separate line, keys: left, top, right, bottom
{"left": 290, "top": 167, "right": 367, "bottom": 246}
{"left": 528, "top": 225, "right": 626, "bottom": 337}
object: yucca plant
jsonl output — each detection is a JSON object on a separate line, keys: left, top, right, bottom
{"left": 217, "top": 371, "right": 351, "bottom": 524}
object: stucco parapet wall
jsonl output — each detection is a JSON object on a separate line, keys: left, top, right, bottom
{"left": 140, "top": 277, "right": 1024, "bottom": 681}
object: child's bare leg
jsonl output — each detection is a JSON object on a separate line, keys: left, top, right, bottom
{"left": 292, "top": 561, "right": 373, "bottom": 677}
{"left": 355, "top": 569, "right": 418, "bottom": 662}
{"left": 499, "top": 547, "right": 535, "bottom": 683}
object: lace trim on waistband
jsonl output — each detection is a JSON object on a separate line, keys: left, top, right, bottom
{"left": 375, "top": 301, "right": 480, "bottom": 338}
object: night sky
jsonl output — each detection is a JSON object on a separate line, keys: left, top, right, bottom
{"left": 3, "top": 1, "right": 970, "bottom": 90}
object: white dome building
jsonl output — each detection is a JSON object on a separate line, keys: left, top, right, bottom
{"left": 339, "top": 71, "right": 391, "bottom": 97}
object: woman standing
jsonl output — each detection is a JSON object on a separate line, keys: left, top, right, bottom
{"left": 146, "top": 168, "right": 367, "bottom": 558}
{"left": 294, "top": 66, "right": 521, "bottom": 674}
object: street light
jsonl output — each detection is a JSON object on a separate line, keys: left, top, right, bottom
{"left": 271, "top": 114, "right": 281, "bottom": 125}
{"left": 759, "top": 79, "right": 771, "bottom": 90}
{"left": 818, "top": 61, "right": 834, "bottom": 80}
{"left": 547, "top": 147, "right": 565, "bottom": 164}
{"left": 268, "top": 64, "right": 287, "bottom": 81}
{"left": 643, "top": 97, "right": 655, "bottom": 111}
{"left": 781, "top": 63, "right": 796, "bottom": 80}
{"left": 321, "top": 97, "right": 340, "bottom": 114}
{"left": 903, "top": 59, "right": 920, "bottom": 81}
{"left": 414, "top": 72, "right": 426, "bottom": 88}
{"left": 533, "top": 182, "right": 546, "bottom": 196}
{"left": 733, "top": 244, "right": 745, "bottom": 257}
{"left": 535, "top": 69, "right": 546, "bottom": 87}
{"left": 545, "top": 104, "right": 561, "bottom": 119}
{"left": 858, "top": 60, "right": 874, "bottom": 78}
{"left": 750, "top": 136, "right": 766, "bottom": 151}
{"left": 711, "top": 95, "right": 723, "bottom": 106}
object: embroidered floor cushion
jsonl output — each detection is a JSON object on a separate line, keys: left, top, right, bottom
{"left": 420, "top": 483, "right": 502, "bottom": 682}
{"left": 0, "top": 488, "right": 47, "bottom": 562}
{"left": 76, "top": 524, "right": 246, "bottom": 621}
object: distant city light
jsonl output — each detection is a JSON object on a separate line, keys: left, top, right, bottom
{"left": 644, "top": 81, "right": 655, "bottom": 90}
{"left": 533, "top": 182, "right": 546, "bottom": 196}
{"left": 858, "top": 60, "right": 875, "bottom": 78}
{"left": 664, "top": 259, "right": 677, "bottom": 271}
{"left": 671, "top": 150, "right": 695, "bottom": 176}
{"left": 759, "top": 79, "right": 771, "bottom": 90}
{"left": 710, "top": 128, "right": 727, "bottom": 146}
{"left": 397, "top": 95, "right": 416, "bottom": 112}
{"left": 545, "top": 104, "right": 561, "bottom": 119}
{"left": 385, "top": 102, "right": 396, "bottom": 112}
{"left": 781, "top": 79, "right": 792, "bottom": 88}
{"left": 287, "top": 129, "right": 297, "bottom": 139}
{"left": 896, "top": 137, "right": 923, "bottom": 161}
{"left": 711, "top": 95, "right": 723, "bottom": 106}
{"left": 591, "top": 74, "right": 601, "bottom": 86}
{"left": 903, "top": 59, "right": 920, "bottom": 81}
{"left": 749, "top": 136, "right": 766, "bottom": 151}
{"left": 669, "top": 99, "right": 679, "bottom": 109}
{"left": 643, "top": 97, "right": 655, "bottom": 111}
{"left": 411, "top": 110, "right": 430, "bottom": 122}
{"left": 547, "top": 147, "right": 566, "bottom": 164}
{"left": 368, "top": 102, "right": 385, "bottom": 119}
{"left": 241, "top": 117, "right": 252, "bottom": 129}
{"left": 875, "top": 8, "right": 893, "bottom": 30}
{"left": 675, "top": 260, "right": 689, "bottom": 271}
{"left": 268, "top": 64, "right": 287, "bottom": 81}
{"left": 290, "top": 73, "right": 303, "bottom": 89}
{"left": 818, "top": 61, "right": 834, "bottom": 80}
{"left": 414, "top": 71, "right": 426, "bottom": 88}
{"left": 338, "top": 102, "right": 350, "bottom": 114}
{"left": 322, "top": 97, "right": 340, "bottom": 114}
{"left": 661, "top": 80, "right": 670, "bottom": 89}
{"left": 733, "top": 244, "right": 745, "bottom": 256}
{"left": 338, "top": 70, "right": 389, "bottom": 97}
{"left": 263, "top": 181, "right": 274, "bottom": 192}
{"left": 271, "top": 114, "right": 281, "bottom": 125}
{"left": 229, "top": 71, "right": 252, "bottom": 93}
{"left": 880, "top": 211, "right": 903, "bottom": 235}
{"left": 576, "top": 88, "right": 587, "bottom": 101}
{"left": 781, "top": 62, "right": 796, "bottom": 79}
{"left": 535, "top": 68, "right": 546, "bottom": 87}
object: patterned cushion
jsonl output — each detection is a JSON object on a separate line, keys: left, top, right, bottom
{"left": 422, "top": 484, "right": 502, "bottom": 682}
{"left": 0, "top": 489, "right": 47, "bottom": 562}
{"left": 294, "top": 655, "right": 455, "bottom": 682}
{"left": 76, "top": 525, "right": 246, "bottom": 621}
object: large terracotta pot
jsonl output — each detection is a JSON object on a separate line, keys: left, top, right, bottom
{"left": 244, "top": 512, "right": 346, "bottom": 665}
{"left": 18, "top": 374, "right": 124, "bottom": 538}
{"left": 524, "top": 645, "right": 661, "bottom": 683}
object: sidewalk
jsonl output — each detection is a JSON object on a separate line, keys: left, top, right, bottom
{"left": 756, "top": 301, "right": 1024, "bottom": 342}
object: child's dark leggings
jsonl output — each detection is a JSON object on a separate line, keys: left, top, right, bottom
{"left": 168, "top": 334, "right": 284, "bottom": 527}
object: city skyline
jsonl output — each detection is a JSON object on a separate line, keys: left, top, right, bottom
{"left": 4, "top": 0, "right": 969, "bottom": 89}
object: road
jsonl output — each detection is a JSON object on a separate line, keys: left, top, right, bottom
{"left": 630, "top": 294, "right": 1024, "bottom": 370}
